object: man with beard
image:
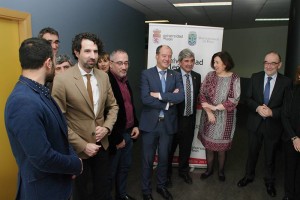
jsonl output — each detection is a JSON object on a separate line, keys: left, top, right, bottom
{"left": 5, "top": 37, "right": 83, "bottom": 200}
{"left": 52, "top": 32, "right": 119, "bottom": 200}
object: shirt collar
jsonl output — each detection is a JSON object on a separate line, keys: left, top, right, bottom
{"left": 19, "top": 76, "right": 51, "bottom": 98}
{"left": 78, "top": 63, "right": 94, "bottom": 76}
{"left": 264, "top": 72, "right": 277, "bottom": 80}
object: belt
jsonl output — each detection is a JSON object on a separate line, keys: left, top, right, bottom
{"left": 158, "top": 117, "right": 164, "bottom": 122}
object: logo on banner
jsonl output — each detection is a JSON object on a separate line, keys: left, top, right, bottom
{"left": 188, "top": 31, "right": 197, "bottom": 46}
{"left": 152, "top": 29, "right": 161, "bottom": 44}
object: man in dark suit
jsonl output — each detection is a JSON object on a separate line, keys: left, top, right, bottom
{"left": 5, "top": 37, "right": 82, "bottom": 200}
{"left": 140, "top": 45, "right": 184, "bottom": 200}
{"left": 237, "top": 51, "right": 292, "bottom": 197}
{"left": 167, "top": 48, "right": 201, "bottom": 186}
{"left": 107, "top": 49, "right": 139, "bottom": 200}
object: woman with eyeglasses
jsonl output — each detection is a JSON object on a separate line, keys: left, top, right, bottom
{"left": 282, "top": 66, "right": 300, "bottom": 200}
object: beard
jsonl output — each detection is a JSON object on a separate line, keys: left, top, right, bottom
{"left": 45, "top": 62, "right": 55, "bottom": 83}
{"left": 83, "top": 59, "right": 96, "bottom": 69}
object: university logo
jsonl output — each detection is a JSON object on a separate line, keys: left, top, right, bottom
{"left": 188, "top": 31, "right": 197, "bottom": 46}
{"left": 152, "top": 29, "right": 161, "bottom": 44}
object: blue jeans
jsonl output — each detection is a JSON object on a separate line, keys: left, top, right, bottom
{"left": 109, "top": 131, "right": 133, "bottom": 198}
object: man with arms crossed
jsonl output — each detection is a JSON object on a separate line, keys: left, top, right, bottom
{"left": 168, "top": 48, "right": 201, "bottom": 186}
{"left": 140, "top": 45, "right": 184, "bottom": 200}
{"left": 237, "top": 51, "right": 292, "bottom": 197}
{"left": 5, "top": 37, "right": 82, "bottom": 200}
{"left": 52, "top": 32, "right": 118, "bottom": 200}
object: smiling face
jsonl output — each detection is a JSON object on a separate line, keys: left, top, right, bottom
{"left": 75, "top": 39, "right": 98, "bottom": 72}
{"left": 156, "top": 46, "right": 172, "bottom": 70}
{"left": 98, "top": 59, "right": 110, "bottom": 72}
{"left": 264, "top": 53, "right": 282, "bottom": 76}
{"left": 213, "top": 56, "right": 227, "bottom": 75}
{"left": 179, "top": 56, "right": 195, "bottom": 73}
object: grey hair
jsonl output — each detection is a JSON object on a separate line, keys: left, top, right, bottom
{"left": 110, "top": 49, "right": 128, "bottom": 61}
{"left": 56, "top": 54, "right": 73, "bottom": 65}
{"left": 178, "top": 48, "right": 195, "bottom": 62}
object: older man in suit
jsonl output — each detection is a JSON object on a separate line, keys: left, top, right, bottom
{"left": 52, "top": 32, "right": 119, "bottom": 200}
{"left": 5, "top": 37, "right": 82, "bottom": 200}
{"left": 237, "top": 51, "right": 292, "bottom": 197}
{"left": 140, "top": 45, "right": 184, "bottom": 200}
{"left": 167, "top": 48, "right": 201, "bottom": 186}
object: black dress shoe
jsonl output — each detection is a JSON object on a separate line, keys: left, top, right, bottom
{"left": 265, "top": 183, "right": 276, "bottom": 197}
{"left": 118, "top": 194, "right": 136, "bottom": 200}
{"left": 156, "top": 187, "right": 173, "bottom": 200}
{"left": 143, "top": 194, "right": 153, "bottom": 200}
{"left": 166, "top": 176, "right": 173, "bottom": 188}
{"left": 237, "top": 177, "right": 253, "bottom": 187}
{"left": 200, "top": 171, "right": 213, "bottom": 180}
{"left": 179, "top": 173, "right": 193, "bottom": 184}
{"left": 218, "top": 174, "right": 225, "bottom": 182}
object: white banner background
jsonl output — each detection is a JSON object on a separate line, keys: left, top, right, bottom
{"left": 148, "top": 23, "right": 224, "bottom": 168}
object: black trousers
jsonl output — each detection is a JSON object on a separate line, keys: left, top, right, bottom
{"left": 168, "top": 115, "right": 195, "bottom": 175}
{"left": 284, "top": 140, "right": 300, "bottom": 199}
{"left": 245, "top": 121, "right": 281, "bottom": 184}
{"left": 73, "top": 148, "right": 110, "bottom": 200}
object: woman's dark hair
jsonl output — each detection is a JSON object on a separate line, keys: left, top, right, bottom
{"left": 211, "top": 51, "right": 234, "bottom": 71}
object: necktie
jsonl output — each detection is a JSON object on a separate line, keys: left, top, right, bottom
{"left": 263, "top": 77, "right": 272, "bottom": 105}
{"left": 160, "top": 71, "right": 166, "bottom": 92}
{"left": 185, "top": 74, "right": 192, "bottom": 116}
{"left": 159, "top": 71, "right": 166, "bottom": 117}
{"left": 85, "top": 74, "right": 94, "bottom": 107}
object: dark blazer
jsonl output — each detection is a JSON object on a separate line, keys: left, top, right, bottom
{"left": 139, "top": 66, "right": 184, "bottom": 134}
{"left": 282, "top": 84, "right": 300, "bottom": 141}
{"left": 107, "top": 71, "right": 139, "bottom": 154}
{"left": 175, "top": 68, "right": 201, "bottom": 118}
{"left": 5, "top": 76, "right": 82, "bottom": 200}
{"left": 246, "top": 71, "right": 292, "bottom": 137}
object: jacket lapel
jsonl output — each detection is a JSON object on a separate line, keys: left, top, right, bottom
{"left": 73, "top": 65, "right": 94, "bottom": 114}
{"left": 258, "top": 73, "right": 265, "bottom": 103}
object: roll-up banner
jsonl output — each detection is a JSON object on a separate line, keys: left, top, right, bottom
{"left": 148, "top": 23, "right": 223, "bottom": 168}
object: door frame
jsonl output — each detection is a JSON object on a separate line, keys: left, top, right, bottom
{"left": 0, "top": 7, "right": 32, "bottom": 43}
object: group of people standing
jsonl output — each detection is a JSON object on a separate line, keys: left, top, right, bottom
{"left": 4, "top": 26, "right": 300, "bottom": 200}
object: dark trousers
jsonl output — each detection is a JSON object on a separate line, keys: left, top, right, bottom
{"left": 108, "top": 131, "right": 133, "bottom": 199}
{"left": 284, "top": 140, "right": 300, "bottom": 199}
{"left": 245, "top": 121, "right": 280, "bottom": 184}
{"left": 73, "top": 148, "right": 110, "bottom": 200}
{"left": 168, "top": 115, "right": 195, "bottom": 176}
{"left": 141, "top": 121, "right": 174, "bottom": 194}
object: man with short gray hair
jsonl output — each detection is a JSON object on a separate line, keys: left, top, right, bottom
{"left": 168, "top": 48, "right": 201, "bottom": 186}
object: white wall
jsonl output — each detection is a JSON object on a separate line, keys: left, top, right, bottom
{"left": 223, "top": 26, "right": 288, "bottom": 78}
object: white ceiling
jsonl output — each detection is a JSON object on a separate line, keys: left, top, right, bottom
{"left": 119, "top": 0, "right": 291, "bottom": 29}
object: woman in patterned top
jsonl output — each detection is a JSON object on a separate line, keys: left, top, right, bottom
{"left": 198, "top": 51, "right": 241, "bottom": 182}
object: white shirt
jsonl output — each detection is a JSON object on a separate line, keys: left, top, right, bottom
{"left": 78, "top": 64, "right": 99, "bottom": 115}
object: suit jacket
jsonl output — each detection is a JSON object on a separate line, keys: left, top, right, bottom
{"left": 139, "top": 66, "right": 184, "bottom": 134}
{"left": 5, "top": 76, "right": 82, "bottom": 200}
{"left": 52, "top": 65, "right": 119, "bottom": 159}
{"left": 107, "top": 71, "right": 139, "bottom": 154}
{"left": 175, "top": 68, "right": 201, "bottom": 119}
{"left": 282, "top": 84, "right": 300, "bottom": 141}
{"left": 246, "top": 71, "right": 292, "bottom": 138}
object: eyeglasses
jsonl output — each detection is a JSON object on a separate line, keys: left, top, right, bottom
{"left": 263, "top": 61, "right": 280, "bottom": 67}
{"left": 112, "top": 61, "right": 129, "bottom": 66}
